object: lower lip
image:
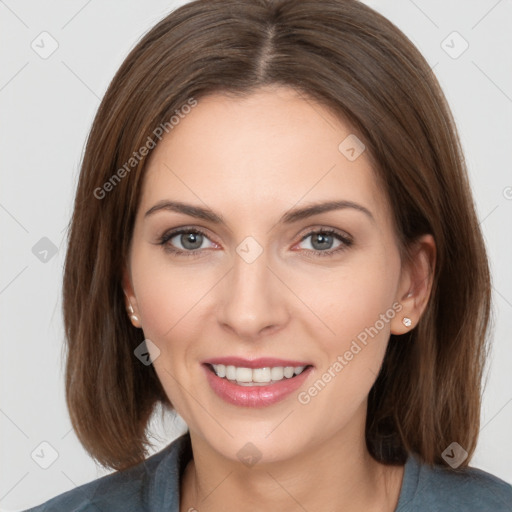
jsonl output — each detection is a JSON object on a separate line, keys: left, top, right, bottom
{"left": 203, "top": 364, "right": 313, "bottom": 408}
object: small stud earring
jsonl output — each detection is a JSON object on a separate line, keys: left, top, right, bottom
{"left": 126, "top": 301, "right": 141, "bottom": 327}
{"left": 129, "top": 314, "right": 141, "bottom": 328}
{"left": 402, "top": 317, "right": 412, "bottom": 327}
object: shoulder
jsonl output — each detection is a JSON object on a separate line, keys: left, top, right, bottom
{"left": 397, "top": 452, "right": 512, "bottom": 512}
{"left": 22, "top": 431, "right": 192, "bottom": 512}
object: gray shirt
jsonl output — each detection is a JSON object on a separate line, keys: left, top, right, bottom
{"left": 23, "top": 431, "right": 512, "bottom": 511}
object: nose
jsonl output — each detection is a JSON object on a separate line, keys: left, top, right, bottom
{"left": 216, "top": 244, "right": 290, "bottom": 341}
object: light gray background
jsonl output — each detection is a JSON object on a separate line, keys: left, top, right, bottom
{"left": 1, "top": 0, "right": 511, "bottom": 510}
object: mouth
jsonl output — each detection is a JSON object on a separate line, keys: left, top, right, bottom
{"left": 201, "top": 358, "right": 314, "bottom": 407}
{"left": 204, "top": 362, "right": 313, "bottom": 386}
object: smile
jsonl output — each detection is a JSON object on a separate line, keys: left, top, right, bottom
{"left": 202, "top": 358, "right": 314, "bottom": 407}
{"left": 209, "top": 363, "right": 309, "bottom": 385}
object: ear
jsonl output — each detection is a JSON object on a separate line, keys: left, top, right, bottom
{"left": 390, "top": 234, "right": 436, "bottom": 335}
{"left": 122, "top": 265, "right": 142, "bottom": 328}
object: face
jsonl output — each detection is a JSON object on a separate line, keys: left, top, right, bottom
{"left": 123, "top": 86, "right": 414, "bottom": 465}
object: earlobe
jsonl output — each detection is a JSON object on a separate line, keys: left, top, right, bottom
{"left": 391, "top": 234, "right": 436, "bottom": 335}
{"left": 122, "top": 266, "right": 142, "bottom": 329}
{"left": 128, "top": 311, "right": 142, "bottom": 329}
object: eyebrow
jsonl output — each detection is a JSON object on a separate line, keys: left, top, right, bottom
{"left": 144, "top": 199, "right": 374, "bottom": 225}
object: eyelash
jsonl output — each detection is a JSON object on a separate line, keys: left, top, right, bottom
{"left": 157, "top": 227, "right": 353, "bottom": 258}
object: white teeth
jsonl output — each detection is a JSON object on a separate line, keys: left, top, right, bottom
{"left": 270, "top": 366, "right": 284, "bottom": 380}
{"left": 226, "top": 365, "right": 236, "bottom": 380}
{"left": 283, "top": 367, "right": 295, "bottom": 378}
{"left": 253, "top": 367, "right": 271, "bottom": 382}
{"left": 235, "top": 367, "right": 253, "bottom": 382}
{"left": 211, "top": 364, "right": 307, "bottom": 385}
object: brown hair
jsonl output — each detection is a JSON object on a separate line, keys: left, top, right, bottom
{"left": 63, "top": 0, "right": 491, "bottom": 471}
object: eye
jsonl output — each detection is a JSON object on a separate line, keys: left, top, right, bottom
{"left": 156, "top": 226, "right": 353, "bottom": 258}
{"left": 157, "top": 227, "right": 217, "bottom": 257}
{"left": 295, "top": 228, "right": 353, "bottom": 257}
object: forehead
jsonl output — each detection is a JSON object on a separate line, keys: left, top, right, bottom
{"left": 139, "top": 86, "right": 390, "bottom": 225}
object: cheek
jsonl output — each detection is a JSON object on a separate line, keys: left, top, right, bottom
{"left": 295, "top": 248, "right": 401, "bottom": 391}
{"left": 302, "top": 253, "right": 400, "bottom": 339}
{"left": 129, "top": 252, "right": 205, "bottom": 408}
{"left": 130, "top": 243, "right": 207, "bottom": 337}
{"left": 135, "top": 276, "right": 178, "bottom": 341}
{"left": 294, "top": 262, "right": 401, "bottom": 427}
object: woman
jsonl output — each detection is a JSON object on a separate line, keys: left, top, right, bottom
{"left": 25, "top": 0, "right": 512, "bottom": 510}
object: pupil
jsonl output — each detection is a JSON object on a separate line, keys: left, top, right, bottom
{"left": 312, "top": 233, "right": 332, "bottom": 250}
{"left": 182, "top": 232, "right": 202, "bottom": 250}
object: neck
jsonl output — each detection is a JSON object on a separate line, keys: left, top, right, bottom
{"left": 180, "top": 411, "right": 404, "bottom": 512}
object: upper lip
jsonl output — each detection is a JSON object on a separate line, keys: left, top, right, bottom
{"left": 203, "top": 357, "right": 312, "bottom": 369}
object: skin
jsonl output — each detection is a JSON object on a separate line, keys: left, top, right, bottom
{"left": 123, "top": 85, "right": 435, "bottom": 512}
